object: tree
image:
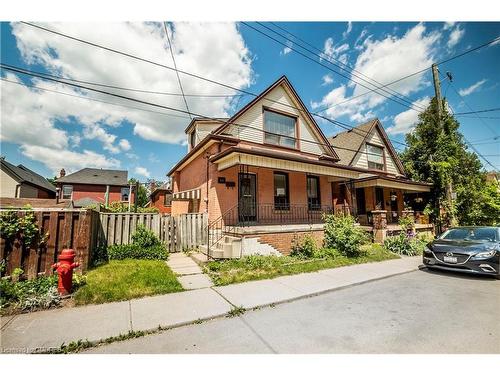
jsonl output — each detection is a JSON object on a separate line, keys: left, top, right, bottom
{"left": 400, "top": 97, "right": 499, "bottom": 228}
{"left": 128, "top": 178, "right": 149, "bottom": 207}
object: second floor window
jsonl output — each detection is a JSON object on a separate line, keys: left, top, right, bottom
{"left": 367, "top": 144, "right": 384, "bottom": 170}
{"left": 62, "top": 185, "right": 73, "bottom": 200}
{"left": 264, "top": 109, "right": 297, "bottom": 148}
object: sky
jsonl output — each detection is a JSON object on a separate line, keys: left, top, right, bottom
{"left": 1, "top": 21, "right": 499, "bottom": 182}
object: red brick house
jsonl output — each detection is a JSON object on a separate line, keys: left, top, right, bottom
{"left": 168, "top": 76, "right": 432, "bottom": 258}
{"left": 147, "top": 182, "right": 172, "bottom": 214}
{"left": 55, "top": 168, "right": 134, "bottom": 208}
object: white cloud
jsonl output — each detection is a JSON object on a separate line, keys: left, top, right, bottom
{"left": 118, "top": 138, "right": 131, "bottom": 151}
{"left": 321, "top": 74, "right": 334, "bottom": 86}
{"left": 343, "top": 22, "right": 353, "bottom": 39}
{"left": 386, "top": 97, "right": 430, "bottom": 135}
{"left": 447, "top": 25, "right": 465, "bottom": 48}
{"left": 21, "top": 145, "right": 120, "bottom": 174}
{"left": 134, "top": 166, "right": 151, "bottom": 178}
{"left": 313, "top": 24, "right": 438, "bottom": 122}
{"left": 458, "top": 79, "right": 487, "bottom": 96}
{"left": 5, "top": 22, "right": 253, "bottom": 169}
{"left": 443, "top": 22, "right": 455, "bottom": 30}
{"left": 280, "top": 40, "right": 293, "bottom": 55}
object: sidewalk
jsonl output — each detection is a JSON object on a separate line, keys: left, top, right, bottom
{"left": 0, "top": 256, "right": 421, "bottom": 353}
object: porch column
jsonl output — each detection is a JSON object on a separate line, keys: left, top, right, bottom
{"left": 372, "top": 209, "right": 387, "bottom": 244}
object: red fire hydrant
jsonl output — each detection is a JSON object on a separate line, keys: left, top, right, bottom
{"left": 52, "top": 249, "right": 79, "bottom": 295}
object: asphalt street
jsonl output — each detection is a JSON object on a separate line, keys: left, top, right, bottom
{"left": 85, "top": 268, "right": 500, "bottom": 354}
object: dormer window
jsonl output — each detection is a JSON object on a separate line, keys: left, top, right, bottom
{"left": 264, "top": 109, "right": 297, "bottom": 148}
{"left": 367, "top": 144, "right": 384, "bottom": 171}
{"left": 190, "top": 131, "right": 196, "bottom": 149}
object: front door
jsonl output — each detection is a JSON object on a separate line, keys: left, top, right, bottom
{"left": 238, "top": 173, "right": 257, "bottom": 222}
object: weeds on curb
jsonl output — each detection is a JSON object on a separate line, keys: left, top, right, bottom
{"left": 226, "top": 305, "right": 246, "bottom": 318}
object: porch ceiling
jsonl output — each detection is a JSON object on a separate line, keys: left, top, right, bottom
{"left": 212, "top": 151, "right": 360, "bottom": 179}
{"left": 353, "top": 177, "right": 431, "bottom": 192}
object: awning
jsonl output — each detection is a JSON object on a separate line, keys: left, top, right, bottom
{"left": 172, "top": 188, "right": 201, "bottom": 201}
{"left": 352, "top": 177, "right": 431, "bottom": 192}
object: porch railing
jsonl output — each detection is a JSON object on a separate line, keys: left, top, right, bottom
{"left": 207, "top": 203, "right": 334, "bottom": 256}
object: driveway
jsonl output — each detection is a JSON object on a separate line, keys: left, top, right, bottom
{"left": 85, "top": 269, "right": 500, "bottom": 354}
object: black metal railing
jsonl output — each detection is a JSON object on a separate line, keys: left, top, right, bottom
{"left": 207, "top": 203, "right": 334, "bottom": 256}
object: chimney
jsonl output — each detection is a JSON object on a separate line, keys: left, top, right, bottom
{"left": 59, "top": 168, "right": 66, "bottom": 178}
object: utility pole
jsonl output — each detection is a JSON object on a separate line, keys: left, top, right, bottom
{"left": 431, "top": 63, "right": 456, "bottom": 229}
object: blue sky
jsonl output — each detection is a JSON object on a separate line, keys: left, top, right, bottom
{"left": 1, "top": 21, "right": 499, "bottom": 182}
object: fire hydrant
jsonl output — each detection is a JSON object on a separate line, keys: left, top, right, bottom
{"left": 52, "top": 249, "right": 79, "bottom": 295}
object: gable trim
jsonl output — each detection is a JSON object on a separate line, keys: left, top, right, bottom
{"left": 213, "top": 76, "right": 340, "bottom": 161}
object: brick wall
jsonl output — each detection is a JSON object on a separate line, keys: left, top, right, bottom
{"left": 150, "top": 191, "right": 172, "bottom": 214}
{"left": 253, "top": 230, "right": 324, "bottom": 255}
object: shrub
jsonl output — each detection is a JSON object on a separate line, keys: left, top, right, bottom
{"left": 323, "top": 213, "right": 369, "bottom": 257}
{"left": 290, "top": 234, "right": 318, "bottom": 259}
{"left": 383, "top": 232, "right": 425, "bottom": 256}
{"left": 132, "top": 225, "right": 161, "bottom": 248}
{"left": 108, "top": 243, "right": 167, "bottom": 261}
{"left": 1, "top": 274, "right": 61, "bottom": 312}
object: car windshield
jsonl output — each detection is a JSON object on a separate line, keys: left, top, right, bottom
{"left": 440, "top": 228, "right": 498, "bottom": 242}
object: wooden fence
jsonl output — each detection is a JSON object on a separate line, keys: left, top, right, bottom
{"left": 98, "top": 212, "right": 207, "bottom": 252}
{"left": 0, "top": 209, "right": 99, "bottom": 279}
{"left": 1, "top": 210, "right": 207, "bottom": 279}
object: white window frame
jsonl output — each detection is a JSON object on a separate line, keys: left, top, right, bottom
{"left": 62, "top": 185, "right": 73, "bottom": 200}
{"left": 366, "top": 144, "right": 385, "bottom": 171}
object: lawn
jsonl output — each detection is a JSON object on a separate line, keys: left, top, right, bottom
{"left": 74, "top": 259, "right": 183, "bottom": 305}
{"left": 204, "top": 244, "right": 399, "bottom": 286}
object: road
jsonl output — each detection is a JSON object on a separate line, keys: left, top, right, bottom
{"left": 85, "top": 269, "right": 500, "bottom": 354}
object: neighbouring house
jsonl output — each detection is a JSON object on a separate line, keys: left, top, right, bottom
{"left": 167, "top": 76, "right": 432, "bottom": 258}
{"left": 0, "top": 158, "right": 56, "bottom": 199}
{"left": 147, "top": 182, "right": 173, "bottom": 214}
{"left": 55, "top": 168, "right": 135, "bottom": 208}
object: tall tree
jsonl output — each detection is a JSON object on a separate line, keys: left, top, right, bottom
{"left": 400, "top": 97, "right": 499, "bottom": 228}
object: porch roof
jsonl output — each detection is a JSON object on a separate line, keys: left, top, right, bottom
{"left": 350, "top": 176, "right": 432, "bottom": 192}
{"left": 210, "top": 147, "right": 362, "bottom": 179}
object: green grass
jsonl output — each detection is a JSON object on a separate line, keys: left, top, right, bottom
{"left": 74, "top": 259, "right": 183, "bottom": 305}
{"left": 205, "top": 244, "right": 399, "bottom": 286}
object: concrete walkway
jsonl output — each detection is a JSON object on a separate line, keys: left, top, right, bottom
{"left": 0, "top": 256, "right": 421, "bottom": 353}
{"left": 167, "top": 252, "right": 213, "bottom": 290}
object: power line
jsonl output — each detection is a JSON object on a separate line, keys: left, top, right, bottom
{"left": 259, "top": 21, "right": 427, "bottom": 112}
{"left": 162, "top": 21, "right": 191, "bottom": 120}
{"left": 18, "top": 22, "right": 408, "bottom": 147}
{"left": 2, "top": 64, "right": 414, "bottom": 163}
{"left": 453, "top": 107, "right": 500, "bottom": 116}
{"left": 242, "top": 21, "right": 427, "bottom": 114}
{"left": 0, "top": 77, "right": 191, "bottom": 120}
{"left": 266, "top": 22, "right": 500, "bottom": 114}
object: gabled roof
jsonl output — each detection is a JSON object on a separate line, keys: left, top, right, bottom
{"left": 329, "top": 118, "right": 406, "bottom": 175}
{"left": 56, "top": 168, "right": 129, "bottom": 186}
{"left": 0, "top": 159, "right": 56, "bottom": 193}
{"left": 150, "top": 182, "right": 172, "bottom": 198}
{"left": 213, "top": 75, "right": 340, "bottom": 161}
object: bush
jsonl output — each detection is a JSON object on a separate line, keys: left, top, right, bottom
{"left": 323, "top": 213, "right": 369, "bottom": 257}
{"left": 132, "top": 225, "right": 161, "bottom": 248}
{"left": 1, "top": 275, "right": 60, "bottom": 312}
{"left": 290, "top": 234, "right": 318, "bottom": 259}
{"left": 383, "top": 232, "right": 425, "bottom": 256}
{"left": 107, "top": 243, "right": 168, "bottom": 261}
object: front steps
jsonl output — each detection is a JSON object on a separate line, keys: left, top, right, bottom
{"left": 199, "top": 235, "right": 242, "bottom": 259}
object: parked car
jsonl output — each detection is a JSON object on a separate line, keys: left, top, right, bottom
{"left": 423, "top": 226, "right": 500, "bottom": 279}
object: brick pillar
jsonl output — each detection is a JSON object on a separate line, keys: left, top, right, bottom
{"left": 371, "top": 210, "right": 387, "bottom": 230}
